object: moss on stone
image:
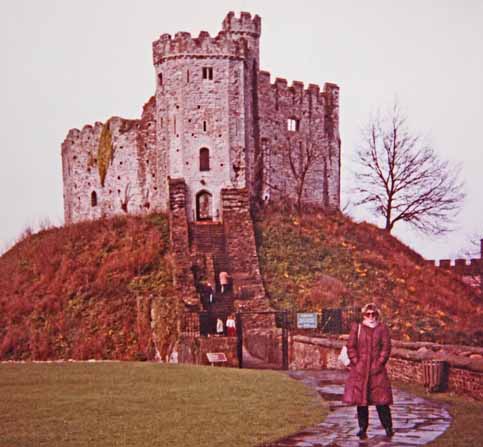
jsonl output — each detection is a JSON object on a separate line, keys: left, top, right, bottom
{"left": 98, "top": 119, "right": 114, "bottom": 187}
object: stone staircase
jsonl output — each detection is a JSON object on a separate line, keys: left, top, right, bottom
{"left": 190, "top": 222, "right": 235, "bottom": 315}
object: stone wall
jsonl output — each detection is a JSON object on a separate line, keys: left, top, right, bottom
{"left": 153, "top": 28, "right": 251, "bottom": 221}
{"left": 258, "top": 72, "right": 340, "bottom": 209}
{"left": 168, "top": 178, "right": 198, "bottom": 306}
{"left": 62, "top": 97, "right": 162, "bottom": 224}
{"left": 245, "top": 330, "right": 483, "bottom": 400}
{"left": 244, "top": 328, "right": 283, "bottom": 364}
{"left": 221, "top": 188, "right": 270, "bottom": 316}
{"left": 426, "top": 240, "right": 483, "bottom": 296}
{"left": 178, "top": 334, "right": 238, "bottom": 367}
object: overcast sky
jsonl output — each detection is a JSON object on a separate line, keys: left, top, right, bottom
{"left": 2, "top": 0, "right": 482, "bottom": 260}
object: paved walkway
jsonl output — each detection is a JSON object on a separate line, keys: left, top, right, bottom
{"left": 262, "top": 370, "right": 451, "bottom": 447}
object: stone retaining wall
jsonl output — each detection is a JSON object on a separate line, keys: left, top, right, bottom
{"left": 245, "top": 329, "right": 483, "bottom": 400}
{"left": 178, "top": 335, "right": 238, "bottom": 367}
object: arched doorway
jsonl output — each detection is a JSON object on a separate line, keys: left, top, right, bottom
{"left": 196, "top": 190, "right": 213, "bottom": 221}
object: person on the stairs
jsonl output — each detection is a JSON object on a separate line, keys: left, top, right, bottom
{"left": 216, "top": 317, "right": 224, "bottom": 336}
{"left": 203, "top": 282, "right": 214, "bottom": 310}
{"left": 226, "top": 314, "right": 236, "bottom": 337}
{"left": 219, "top": 271, "right": 230, "bottom": 294}
{"left": 342, "top": 302, "right": 394, "bottom": 439}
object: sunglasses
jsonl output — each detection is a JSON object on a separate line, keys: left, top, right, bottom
{"left": 364, "top": 311, "right": 377, "bottom": 317}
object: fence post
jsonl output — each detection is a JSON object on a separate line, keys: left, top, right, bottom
{"left": 236, "top": 312, "right": 243, "bottom": 369}
{"left": 282, "top": 311, "right": 289, "bottom": 371}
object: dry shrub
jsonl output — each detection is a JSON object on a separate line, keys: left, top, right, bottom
{"left": 299, "top": 274, "right": 349, "bottom": 309}
{"left": 0, "top": 213, "right": 174, "bottom": 360}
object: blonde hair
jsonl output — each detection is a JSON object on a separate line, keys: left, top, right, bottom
{"left": 361, "top": 302, "right": 381, "bottom": 319}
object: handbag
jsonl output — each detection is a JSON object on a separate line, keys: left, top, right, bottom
{"left": 338, "top": 324, "right": 361, "bottom": 367}
{"left": 338, "top": 345, "right": 351, "bottom": 367}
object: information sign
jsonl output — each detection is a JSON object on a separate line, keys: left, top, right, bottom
{"left": 206, "top": 352, "right": 227, "bottom": 365}
{"left": 297, "top": 313, "right": 318, "bottom": 329}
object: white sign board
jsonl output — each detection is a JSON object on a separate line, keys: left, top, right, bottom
{"left": 297, "top": 313, "right": 318, "bottom": 329}
{"left": 206, "top": 352, "right": 227, "bottom": 363}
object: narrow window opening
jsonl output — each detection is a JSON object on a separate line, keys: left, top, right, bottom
{"left": 202, "top": 67, "right": 213, "bottom": 80}
{"left": 199, "top": 148, "right": 210, "bottom": 171}
{"left": 288, "top": 118, "right": 300, "bottom": 132}
{"left": 158, "top": 73, "right": 163, "bottom": 85}
{"left": 187, "top": 70, "right": 190, "bottom": 83}
{"left": 203, "top": 121, "right": 207, "bottom": 132}
{"left": 91, "top": 191, "right": 97, "bottom": 207}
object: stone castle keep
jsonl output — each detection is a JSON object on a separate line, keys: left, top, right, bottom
{"left": 61, "top": 12, "right": 341, "bottom": 313}
{"left": 61, "top": 11, "right": 340, "bottom": 224}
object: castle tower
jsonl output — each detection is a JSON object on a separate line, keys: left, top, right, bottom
{"left": 152, "top": 11, "right": 261, "bottom": 222}
{"left": 222, "top": 12, "right": 262, "bottom": 205}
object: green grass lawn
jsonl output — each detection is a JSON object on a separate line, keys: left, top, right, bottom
{"left": 0, "top": 362, "right": 327, "bottom": 447}
{"left": 395, "top": 381, "right": 483, "bottom": 447}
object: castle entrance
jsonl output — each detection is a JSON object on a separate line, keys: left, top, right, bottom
{"left": 196, "top": 191, "right": 212, "bottom": 221}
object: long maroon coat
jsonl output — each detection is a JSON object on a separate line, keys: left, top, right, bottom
{"left": 342, "top": 322, "right": 393, "bottom": 406}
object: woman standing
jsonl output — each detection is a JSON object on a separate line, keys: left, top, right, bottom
{"left": 342, "top": 303, "right": 394, "bottom": 439}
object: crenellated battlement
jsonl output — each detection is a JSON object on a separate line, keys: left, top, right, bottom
{"left": 426, "top": 258, "right": 482, "bottom": 276}
{"left": 152, "top": 29, "right": 248, "bottom": 64}
{"left": 258, "top": 70, "right": 338, "bottom": 105}
{"left": 222, "top": 11, "right": 261, "bottom": 37}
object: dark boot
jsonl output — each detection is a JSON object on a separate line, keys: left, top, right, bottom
{"left": 356, "top": 406, "right": 369, "bottom": 438}
{"left": 376, "top": 405, "right": 394, "bottom": 437}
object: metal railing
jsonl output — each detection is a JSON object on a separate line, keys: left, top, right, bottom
{"left": 279, "top": 307, "right": 360, "bottom": 335}
{"left": 181, "top": 311, "right": 232, "bottom": 337}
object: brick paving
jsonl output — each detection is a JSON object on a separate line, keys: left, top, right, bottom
{"left": 262, "top": 370, "right": 451, "bottom": 447}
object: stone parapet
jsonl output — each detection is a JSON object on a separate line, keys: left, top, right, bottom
{"left": 168, "top": 178, "right": 198, "bottom": 306}
{"left": 222, "top": 11, "right": 261, "bottom": 37}
{"left": 153, "top": 31, "right": 247, "bottom": 64}
{"left": 221, "top": 188, "right": 269, "bottom": 312}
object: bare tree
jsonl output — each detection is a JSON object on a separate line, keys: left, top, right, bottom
{"left": 287, "top": 136, "right": 327, "bottom": 214}
{"left": 258, "top": 130, "right": 327, "bottom": 216}
{"left": 354, "top": 103, "right": 465, "bottom": 234}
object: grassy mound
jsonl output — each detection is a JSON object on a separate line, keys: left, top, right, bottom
{"left": 0, "top": 214, "right": 181, "bottom": 361}
{"left": 255, "top": 206, "right": 482, "bottom": 345}
{"left": 0, "top": 362, "right": 327, "bottom": 447}
{"left": 1, "top": 206, "right": 481, "bottom": 360}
